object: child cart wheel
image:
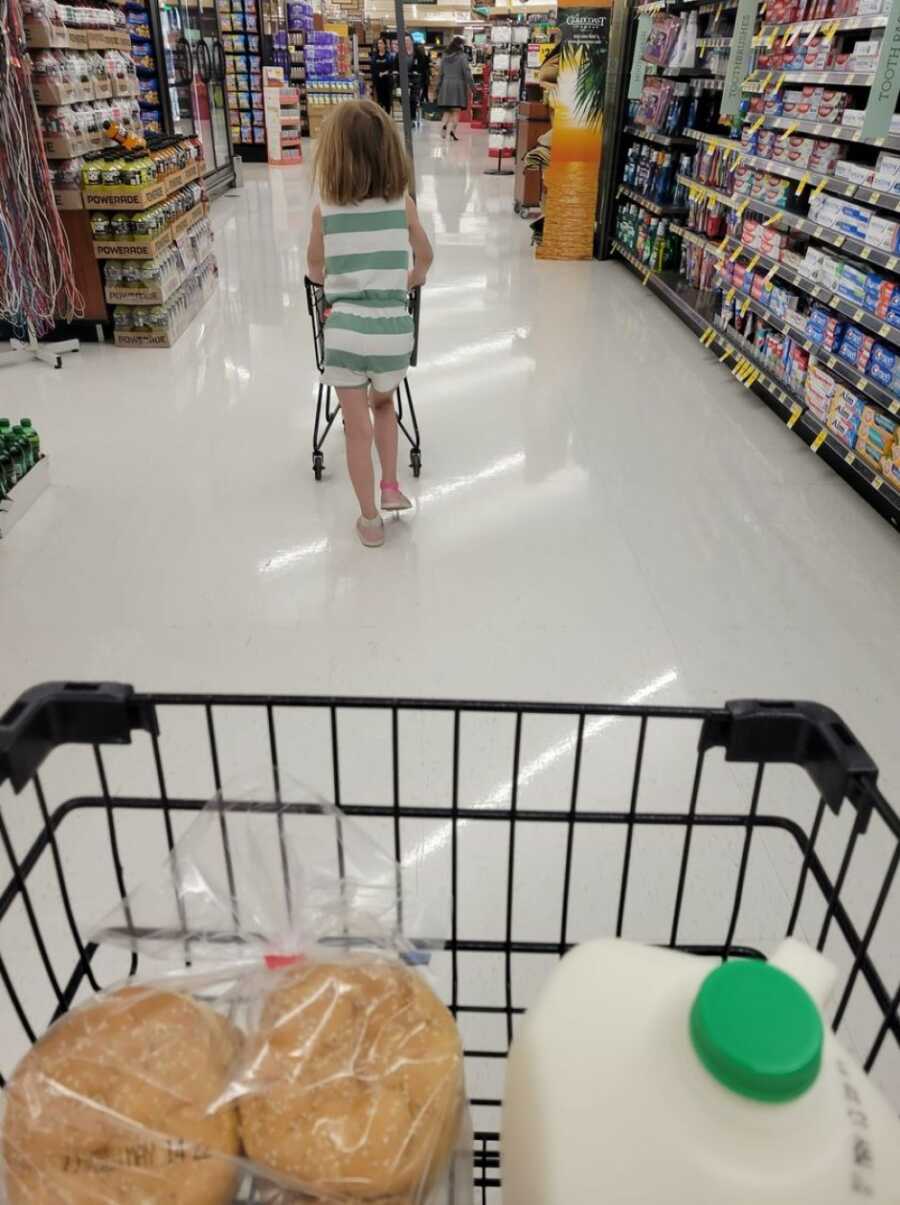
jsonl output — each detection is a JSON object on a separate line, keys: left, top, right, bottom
{"left": 410, "top": 450, "right": 422, "bottom": 478}
{"left": 313, "top": 453, "right": 324, "bottom": 481}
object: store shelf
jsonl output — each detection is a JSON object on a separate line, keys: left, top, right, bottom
{"left": 717, "top": 276, "right": 900, "bottom": 418}
{"left": 719, "top": 235, "right": 900, "bottom": 354}
{"left": 617, "top": 183, "right": 687, "bottom": 216}
{"left": 743, "top": 69, "right": 876, "bottom": 89}
{"left": 623, "top": 124, "right": 695, "bottom": 148}
{"left": 616, "top": 238, "right": 900, "bottom": 521}
{"left": 747, "top": 114, "right": 900, "bottom": 151}
{"left": 676, "top": 173, "right": 746, "bottom": 210}
{"left": 759, "top": 13, "right": 888, "bottom": 36}
{"left": 671, "top": 222, "right": 719, "bottom": 252}
{"left": 685, "top": 127, "right": 900, "bottom": 215}
{"left": 739, "top": 195, "right": 900, "bottom": 273}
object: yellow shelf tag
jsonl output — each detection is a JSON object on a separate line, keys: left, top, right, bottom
{"left": 763, "top": 263, "right": 778, "bottom": 283}
{"left": 737, "top": 198, "right": 750, "bottom": 216}
{"left": 873, "top": 476, "right": 884, "bottom": 491}
{"left": 833, "top": 234, "right": 845, "bottom": 247}
{"left": 748, "top": 253, "right": 760, "bottom": 270}
{"left": 740, "top": 297, "right": 751, "bottom": 316}
{"left": 889, "top": 256, "right": 899, "bottom": 270}
{"left": 787, "top": 405, "right": 803, "bottom": 428}
{"left": 773, "top": 71, "right": 787, "bottom": 92}
{"left": 810, "top": 178, "right": 827, "bottom": 200}
{"left": 856, "top": 376, "right": 867, "bottom": 391}
{"left": 726, "top": 286, "right": 736, "bottom": 303}
{"left": 844, "top": 450, "right": 856, "bottom": 465}
{"left": 870, "top": 191, "right": 881, "bottom": 203}
{"left": 642, "top": 269, "right": 652, "bottom": 285}
{"left": 853, "top": 308, "right": 864, "bottom": 321}
{"left": 890, "top": 400, "right": 900, "bottom": 414}
{"left": 810, "top": 428, "right": 827, "bottom": 453}
{"left": 750, "top": 115, "right": 764, "bottom": 133}
{"left": 730, "top": 243, "right": 743, "bottom": 261}
{"left": 763, "top": 211, "right": 782, "bottom": 226}
{"left": 795, "top": 171, "right": 811, "bottom": 196}
{"left": 779, "top": 121, "right": 798, "bottom": 139}
{"left": 744, "top": 367, "right": 760, "bottom": 388}
{"left": 717, "top": 236, "right": 729, "bottom": 253}
{"left": 719, "top": 346, "right": 732, "bottom": 362}
{"left": 861, "top": 246, "right": 871, "bottom": 259}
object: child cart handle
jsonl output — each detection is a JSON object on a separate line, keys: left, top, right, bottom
{"left": 700, "top": 699, "right": 884, "bottom": 831}
{"left": 0, "top": 682, "right": 158, "bottom": 794}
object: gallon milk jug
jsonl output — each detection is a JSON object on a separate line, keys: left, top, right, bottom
{"left": 502, "top": 938, "right": 900, "bottom": 1204}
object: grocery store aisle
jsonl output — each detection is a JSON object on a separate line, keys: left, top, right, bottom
{"left": 1, "top": 122, "right": 899, "bottom": 788}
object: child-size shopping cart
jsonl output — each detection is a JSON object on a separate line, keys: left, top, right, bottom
{"left": 305, "top": 277, "right": 423, "bottom": 481}
{"left": 0, "top": 685, "right": 899, "bottom": 1198}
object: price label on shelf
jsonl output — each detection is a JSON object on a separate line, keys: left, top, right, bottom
{"left": 861, "top": 246, "right": 872, "bottom": 259}
{"left": 870, "top": 191, "right": 882, "bottom": 204}
{"left": 726, "top": 286, "right": 736, "bottom": 303}
{"left": 730, "top": 243, "right": 743, "bottom": 261}
{"left": 845, "top": 450, "right": 856, "bottom": 465}
{"left": 873, "top": 476, "right": 884, "bottom": 491}
{"left": 889, "top": 256, "right": 899, "bottom": 270}
{"left": 810, "top": 178, "right": 828, "bottom": 200}
{"left": 763, "top": 263, "right": 778, "bottom": 283}
{"left": 890, "top": 400, "right": 900, "bottom": 414}
{"left": 747, "top": 253, "right": 760, "bottom": 270}
{"left": 854, "top": 308, "right": 864, "bottom": 321}
{"left": 810, "top": 428, "right": 827, "bottom": 453}
{"left": 779, "top": 121, "right": 798, "bottom": 139}
{"left": 795, "top": 171, "right": 811, "bottom": 196}
{"left": 787, "top": 403, "right": 803, "bottom": 428}
{"left": 719, "top": 346, "right": 732, "bottom": 362}
{"left": 763, "top": 211, "right": 782, "bottom": 227}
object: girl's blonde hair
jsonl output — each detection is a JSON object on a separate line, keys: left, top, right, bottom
{"left": 314, "top": 99, "right": 410, "bottom": 206}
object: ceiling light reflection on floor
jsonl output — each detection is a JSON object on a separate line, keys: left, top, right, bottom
{"left": 416, "top": 451, "right": 525, "bottom": 506}
{"left": 259, "top": 537, "right": 329, "bottom": 573}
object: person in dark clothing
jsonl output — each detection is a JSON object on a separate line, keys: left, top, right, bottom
{"left": 371, "top": 37, "right": 395, "bottom": 115}
{"left": 401, "top": 35, "right": 422, "bottom": 125}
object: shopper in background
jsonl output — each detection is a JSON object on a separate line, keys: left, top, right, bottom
{"left": 307, "top": 100, "right": 433, "bottom": 549}
{"left": 437, "top": 36, "right": 474, "bottom": 141}
{"left": 371, "top": 37, "right": 395, "bottom": 115}
{"left": 402, "top": 34, "right": 422, "bottom": 126}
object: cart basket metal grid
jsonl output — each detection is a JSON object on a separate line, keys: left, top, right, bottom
{"left": 0, "top": 684, "right": 899, "bottom": 1201}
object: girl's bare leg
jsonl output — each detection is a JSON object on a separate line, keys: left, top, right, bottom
{"left": 371, "top": 389, "right": 398, "bottom": 484}
{"left": 337, "top": 386, "right": 377, "bottom": 518}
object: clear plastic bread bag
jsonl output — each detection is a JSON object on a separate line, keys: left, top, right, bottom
{"left": 79, "top": 772, "right": 473, "bottom": 1205}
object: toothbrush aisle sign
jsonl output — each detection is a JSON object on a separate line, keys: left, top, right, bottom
{"left": 537, "top": 0, "right": 612, "bottom": 261}
{"left": 720, "top": 0, "right": 759, "bottom": 117}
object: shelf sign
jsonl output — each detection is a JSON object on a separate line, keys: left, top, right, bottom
{"left": 863, "top": 0, "right": 900, "bottom": 139}
{"left": 628, "top": 13, "right": 652, "bottom": 100}
{"left": 720, "top": 0, "right": 760, "bottom": 116}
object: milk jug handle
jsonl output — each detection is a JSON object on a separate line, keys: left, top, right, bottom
{"left": 769, "top": 938, "right": 837, "bottom": 1008}
{"left": 699, "top": 700, "right": 882, "bottom": 830}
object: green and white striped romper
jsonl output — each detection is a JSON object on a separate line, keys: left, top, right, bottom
{"left": 321, "top": 195, "right": 415, "bottom": 394}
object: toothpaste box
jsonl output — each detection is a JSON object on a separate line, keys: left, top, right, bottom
{"left": 866, "top": 213, "right": 900, "bottom": 253}
{"left": 835, "top": 161, "right": 875, "bottom": 186}
{"left": 874, "top": 152, "right": 900, "bottom": 194}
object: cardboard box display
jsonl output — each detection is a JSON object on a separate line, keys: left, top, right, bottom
{"left": 32, "top": 79, "right": 93, "bottom": 105}
{"left": 53, "top": 187, "right": 84, "bottom": 210}
{"left": 24, "top": 19, "right": 88, "bottom": 48}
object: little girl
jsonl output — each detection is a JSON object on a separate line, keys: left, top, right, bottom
{"left": 307, "top": 99, "right": 433, "bottom": 548}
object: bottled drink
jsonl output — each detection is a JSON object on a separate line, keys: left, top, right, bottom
{"left": 11, "top": 427, "right": 33, "bottom": 470}
{"left": 0, "top": 418, "right": 10, "bottom": 438}
{"left": 19, "top": 418, "right": 40, "bottom": 462}
{"left": 0, "top": 448, "right": 13, "bottom": 495}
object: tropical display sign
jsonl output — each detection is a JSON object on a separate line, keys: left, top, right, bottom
{"left": 537, "top": 0, "right": 612, "bottom": 260}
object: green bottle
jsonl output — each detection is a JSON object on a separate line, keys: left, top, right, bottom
{"left": 1, "top": 434, "right": 18, "bottom": 485}
{"left": 0, "top": 447, "right": 13, "bottom": 494}
{"left": 19, "top": 418, "right": 40, "bottom": 462}
{"left": 0, "top": 418, "right": 10, "bottom": 440}
{"left": 6, "top": 431, "right": 28, "bottom": 477}
{"left": 11, "top": 427, "right": 33, "bottom": 471}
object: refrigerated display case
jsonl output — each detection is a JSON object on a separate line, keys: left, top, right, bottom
{"left": 150, "top": 0, "right": 237, "bottom": 193}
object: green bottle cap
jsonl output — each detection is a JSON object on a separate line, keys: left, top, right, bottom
{"left": 20, "top": 418, "right": 31, "bottom": 427}
{"left": 690, "top": 960, "right": 823, "bottom": 1103}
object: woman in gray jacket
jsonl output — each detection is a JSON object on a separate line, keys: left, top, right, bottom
{"left": 437, "top": 36, "right": 474, "bottom": 141}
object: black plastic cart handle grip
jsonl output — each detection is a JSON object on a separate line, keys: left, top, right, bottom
{"left": 699, "top": 699, "right": 880, "bottom": 830}
{"left": 0, "top": 683, "right": 158, "bottom": 794}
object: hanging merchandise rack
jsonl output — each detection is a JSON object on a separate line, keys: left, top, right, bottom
{"left": 609, "top": 0, "right": 900, "bottom": 527}
{"left": 485, "top": 23, "right": 523, "bottom": 178}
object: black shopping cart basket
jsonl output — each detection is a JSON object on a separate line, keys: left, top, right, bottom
{"left": 0, "top": 685, "right": 899, "bottom": 1197}
{"left": 305, "top": 278, "right": 423, "bottom": 481}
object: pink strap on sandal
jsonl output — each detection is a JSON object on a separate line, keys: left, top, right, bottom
{"left": 380, "top": 480, "right": 400, "bottom": 490}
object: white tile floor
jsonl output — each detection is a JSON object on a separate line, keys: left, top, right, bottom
{"left": 1, "top": 123, "right": 899, "bottom": 1109}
